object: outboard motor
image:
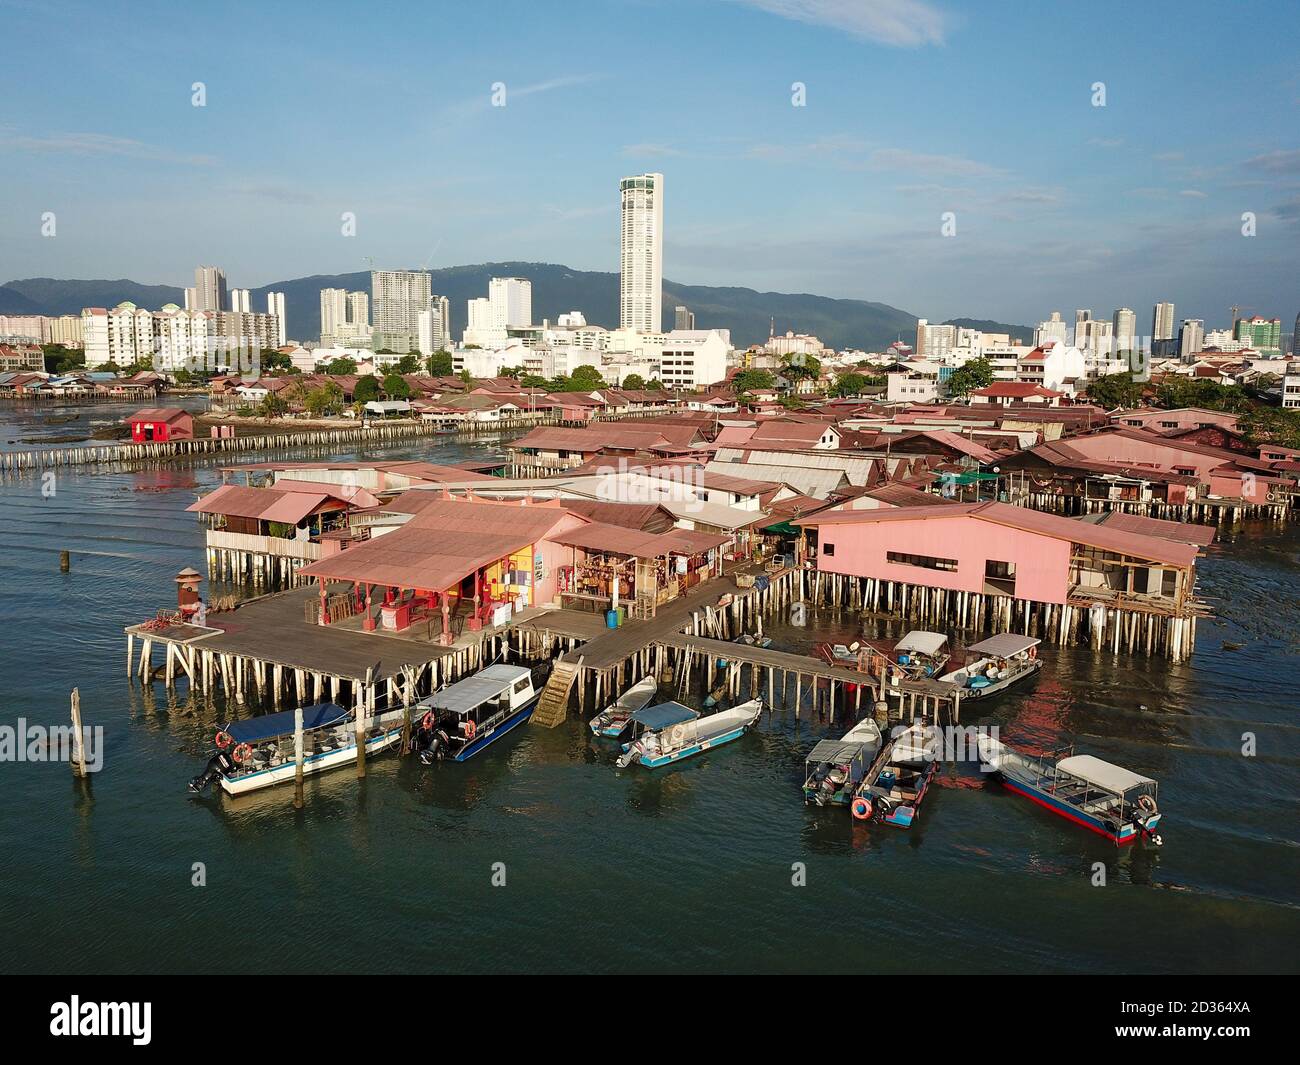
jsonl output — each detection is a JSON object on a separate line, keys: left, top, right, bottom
{"left": 417, "top": 728, "right": 451, "bottom": 766}
{"left": 188, "top": 750, "right": 233, "bottom": 794}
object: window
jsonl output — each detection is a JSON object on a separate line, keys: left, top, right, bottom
{"left": 513, "top": 678, "right": 530, "bottom": 694}
{"left": 887, "top": 550, "right": 957, "bottom": 571}
{"left": 985, "top": 560, "right": 1016, "bottom": 579}
{"left": 822, "top": 543, "right": 835, "bottom": 556}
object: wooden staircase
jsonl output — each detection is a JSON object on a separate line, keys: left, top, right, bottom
{"left": 531, "top": 655, "right": 582, "bottom": 728}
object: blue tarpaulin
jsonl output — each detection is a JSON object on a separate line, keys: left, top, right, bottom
{"left": 629, "top": 701, "right": 699, "bottom": 730}
{"left": 225, "top": 703, "right": 349, "bottom": 744}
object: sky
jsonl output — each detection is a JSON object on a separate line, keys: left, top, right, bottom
{"left": 1, "top": 0, "right": 1298, "bottom": 329}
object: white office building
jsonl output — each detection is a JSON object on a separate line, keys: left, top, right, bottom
{"left": 1152, "top": 301, "right": 1176, "bottom": 341}
{"left": 418, "top": 302, "right": 451, "bottom": 356}
{"left": 371, "top": 269, "right": 432, "bottom": 352}
{"left": 619, "top": 172, "right": 663, "bottom": 332}
{"left": 1034, "top": 312, "right": 1069, "bottom": 348}
{"left": 229, "top": 288, "right": 252, "bottom": 313}
{"left": 488, "top": 277, "right": 532, "bottom": 328}
{"left": 656, "top": 328, "right": 729, "bottom": 389}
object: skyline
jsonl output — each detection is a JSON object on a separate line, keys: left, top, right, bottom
{"left": 2, "top": 0, "right": 1298, "bottom": 327}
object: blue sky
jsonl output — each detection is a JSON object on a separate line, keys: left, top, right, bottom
{"left": 2, "top": 0, "right": 1297, "bottom": 329}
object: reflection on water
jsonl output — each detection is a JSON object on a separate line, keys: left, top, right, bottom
{"left": 0, "top": 406, "right": 1297, "bottom": 973}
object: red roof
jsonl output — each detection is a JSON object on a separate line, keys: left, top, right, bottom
{"left": 970, "top": 382, "right": 1063, "bottom": 398}
{"left": 126, "top": 407, "right": 192, "bottom": 424}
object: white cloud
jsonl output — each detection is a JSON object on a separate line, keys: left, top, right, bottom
{"left": 869, "top": 147, "right": 1002, "bottom": 176}
{"left": 730, "top": 0, "right": 948, "bottom": 47}
{"left": 0, "top": 128, "right": 214, "bottom": 165}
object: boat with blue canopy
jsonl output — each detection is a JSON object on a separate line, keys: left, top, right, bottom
{"left": 188, "top": 701, "right": 405, "bottom": 796}
{"left": 803, "top": 717, "right": 883, "bottom": 807}
{"left": 410, "top": 663, "right": 541, "bottom": 763}
{"left": 615, "top": 698, "right": 762, "bottom": 769}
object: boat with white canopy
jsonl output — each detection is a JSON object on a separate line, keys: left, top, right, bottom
{"left": 850, "top": 721, "right": 938, "bottom": 828}
{"left": 410, "top": 663, "right": 540, "bottom": 763}
{"left": 803, "top": 717, "right": 883, "bottom": 807}
{"left": 590, "top": 674, "right": 658, "bottom": 738}
{"left": 188, "top": 701, "right": 405, "bottom": 796}
{"left": 938, "top": 633, "right": 1042, "bottom": 699}
{"left": 978, "top": 736, "right": 1163, "bottom": 846}
{"left": 615, "top": 699, "right": 763, "bottom": 769}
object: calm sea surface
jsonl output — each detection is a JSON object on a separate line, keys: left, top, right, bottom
{"left": 1, "top": 402, "right": 1297, "bottom": 973}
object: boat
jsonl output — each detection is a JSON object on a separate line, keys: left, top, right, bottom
{"left": 615, "top": 698, "right": 763, "bottom": 769}
{"left": 734, "top": 633, "right": 774, "bottom": 649}
{"left": 803, "top": 717, "right": 883, "bottom": 807}
{"left": 589, "top": 674, "right": 658, "bottom": 738}
{"left": 849, "top": 721, "right": 939, "bottom": 828}
{"left": 188, "top": 701, "right": 404, "bottom": 796}
{"left": 410, "top": 663, "right": 541, "bottom": 763}
{"left": 886, "top": 631, "right": 950, "bottom": 678}
{"left": 815, "top": 641, "right": 863, "bottom": 668}
{"left": 938, "top": 633, "right": 1042, "bottom": 699}
{"left": 978, "top": 736, "right": 1163, "bottom": 846}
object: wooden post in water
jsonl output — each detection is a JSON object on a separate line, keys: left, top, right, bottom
{"left": 293, "top": 705, "right": 305, "bottom": 809}
{"left": 69, "top": 688, "right": 87, "bottom": 778}
{"left": 357, "top": 665, "right": 373, "bottom": 778}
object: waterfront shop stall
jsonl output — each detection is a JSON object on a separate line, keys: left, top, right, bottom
{"left": 548, "top": 522, "right": 729, "bottom": 620}
{"left": 298, "top": 496, "right": 589, "bottom": 643}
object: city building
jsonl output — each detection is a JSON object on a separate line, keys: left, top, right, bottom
{"left": 81, "top": 302, "right": 281, "bottom": 371}
{"left": 371, "top": 269, "right": 432, "bottom": 353}
{"left": 1152, "top": 301, "right": 1176, "bottom": 341}
{"left": 230, "top": 288, "right": 252, "bottom": 313}
{"left": 915, "top": 319, "right": 956, "bottom": 359}
{"left": 1234, "top": 316, "right": 1282, "bottom": 356}
{"left": 656, "top": 329, "right": 729, "bottom": 389}
{"left": 193, "top": 266, "right": 228, "bottom": 312}
{"left": 488, "top": 277, "right": 532, "bottom": 328}
{"left": 1283, "top": 361, "right": 1300, "bottom": 409}
{"left": 1178, "top": 319, "right": 1205, "bottom": 361}
{"left": 1112, "top": 307, "right": 1137, "bottom": 356}
{"left": 674, "top": 305, "right": 695, "bottom": 331}
{"left": 619, "top": 172, "right": 663, "bottom": 332}
{"left": 0, "top": 314, "right": 83, "bottom": 347}
{"left": 266, "top": 292, "right": 286, "bottom": 346}
{"left": 1034, "top": 311, "right": 1069, "bottom": 348}
{"left": 418, "top": 302, "right": 451, "bottom": 356}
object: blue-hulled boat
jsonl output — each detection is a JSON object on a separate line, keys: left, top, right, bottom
{"left": 188, "top": 701, "right": 404, "bottom": 796}
{"left": 615, "top": 699, "right": 762, "bottom": 769}
{"left": 850, "top": 721, "right": 938, "bottom": 828}
{"left": 978, "top": 735, "right": 1163, "bottom": 846}
{"left": 411, "top": 663, "right": 540, "bottom": 763}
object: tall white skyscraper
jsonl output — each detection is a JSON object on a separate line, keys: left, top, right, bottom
{"left": 1178, "top": 318, "right": 1204, "bottom": 360}
{"left": 320, "top": 288, "right": 349, "bottom": 340}
{"left": 620, "top": 172, "right": 663, "bottom": 332}
{"left": 266, "top": 292, "right": 286, "bottom": 346}
{"left": 371, "top": 270, "right": 432, "bottom": 352}
{"left": 418, "top": 301, "right": 451, "bottom": 356}
{"left": 1152, "top": 301, "right": 1176, "bottom": 341}
{"left": 1034, "top": 311, "right": 1069, "bottom": 347}
{"left": 347, "top": 291, "right": 369, "bottom": 330}
{"left": 488, "top": 277, "right": 532, "bottom": 328}
{"left": 194, "top": 266, "right": 228, "bottom": 311}
{"left": 1112, "top": 307, "right": 1136, "bottom": 355}
{"left": 230, "top": 288, "right": 251, "bottom": 313}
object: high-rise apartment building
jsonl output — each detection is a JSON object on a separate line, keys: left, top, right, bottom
{"left": 229, "top": 288, "right": 251, "bottom": 313}
{"left": 266, "top": 292, "right": 286, "bottom": 346}
{"left": 193, "top": 266, "right": 228, "bottom": 312}
{"left": 1152, "top": 301, "right": 1176, "bottom": 340}
{"left": 1112, "top": 307, "right": 1136, "bottom": 356}
{"left": 1178, "top": 319, "right": 1205, "bottom": 361}
{"left": 371, "top": 269, "right": 432, "bottom": 353}
{"left": 619, "top": 173, "right": 663, "bottom": 332}
{"left": 675, "top": 305, "right": 695, "bottom": 330}
{"left": 1034, "top": 311, "right": 1069, "bottom": 347}
{"left": 1234, "top": 316, "right": 1282, "bottom": 355}
{"left": 488, "top": 277, "right": 532, "bottom": 328}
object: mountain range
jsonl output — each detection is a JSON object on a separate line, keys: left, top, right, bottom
{"left": 0, "top": 264, "right": 1031, "bottom": 353}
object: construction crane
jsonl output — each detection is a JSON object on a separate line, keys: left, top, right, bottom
{"left": 1230, "top": 304, "right": 1253, "bottom": 330}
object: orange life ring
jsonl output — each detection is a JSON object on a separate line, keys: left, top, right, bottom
{"left": 215, "top": 730, "right": 232, "bottom": 750}
{"left": 851, "top": 796, "right": 873, "bottom": 821}
{"left": 421, "top": 711, "right": 435, "bottom": 731}
{"left": 1029, "top": 646, "right": 1038, "bottom": 660}
{"left": 231, "top": 743, "right": 254, "bottom": 766}
{"left": 463, "top": 719, "right": 477, "bottom": 739}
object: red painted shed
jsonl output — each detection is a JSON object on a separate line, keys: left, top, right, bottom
{"left": 127, "top": 408, "right": 194, "bottom": 442}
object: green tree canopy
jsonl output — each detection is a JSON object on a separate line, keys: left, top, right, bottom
{"left": 382, "top": 372, "right": 412, "bottom": 399}
{"left": 834, "top": 372, "right": 868, "bottom": 397}
{"left": 395, "top": 354, "right": 422, "bottom": 374}
{"left": 353, "top": 375, "right": 381, "bottom": 403}
{"left": 324, "top": 356, "right": 357, "bottom": 375}
{"left": 1086, "top": 372, "right": 1146, "bottom": 410}
{"left": 304, "top": 381, "right": 344, "bottom": 417}
{"left": 426, "top": 350, "right": 454, "bottom": 377}
{"left": 733, "top": 369, "right": 776, "bottom": 393}
{"left": 781, "top": 353, "right": 821, "bottom": 381}
{"left": 622, "top": 373, "right": 646, "bottom": 390}
{"left": 645, "top": 378, "right": 664, "bottom": 391}
{"left": 946, "top": 357, "right": 993, "bottom": 397}
{"left": 565, "top": 364, "right": 606, "bottom": 392}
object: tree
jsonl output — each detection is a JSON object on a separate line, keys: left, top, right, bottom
{"left": 325, "top": 356, "right": 357, "bottom": 375}
{"left": 353, "top": 375, "right": 381, "bottom": 403}
{"left": 1155, "top": 377, "right": 1252, "bottom": 413}
{"left": 645, "top": 378, "right": 664, "bottom": 391}
{"left": 946, "top": 356, "right": 993, "bottom": 397}
{"left": 427, "top": 349, "right": 454, "bottom": 377}
{"left": 257, "top": 393, "right": 288, "bottom": 421}
{"left": 305, "top": 381, "right": 344, "bottom": 417}
{"left": 781, "top": 353, "right": 821, "bottom": 381}
{"left": 1240, "top": 407, "right": 1300, "bottom": 449}
{"left": 261, "top": 350, "right": 294, "bottom": 373}
{"left": 778, "top": 394, "right": 805, "bottom": 409}
{"left": 622, "top": 373, "right": 646, "bottom": 390}
{"left": 834, "top": 372, "right": 868, "bottom": 398}
{"left": 382, "top": 372, "right": 412, "bottom": 399}
{"left": 499, "top": 366, "right": 524, "bottom": 379}
{"left": 733, "top": 369, "right": 775, "bottom": 393}
{"left": 395, "top": 354, "right": 422, "bottom": 374}
{"left": 520, "top": 374, "right": 548, "bottom": 389}
{"left": 568, "top": 364, "right": 606, "bottom": 392}
{"left": 1086, "top": 372, "right": 1146, "bottom": 410}
{"left": 458, "top": 369, "right": 474, "bottom": 385}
